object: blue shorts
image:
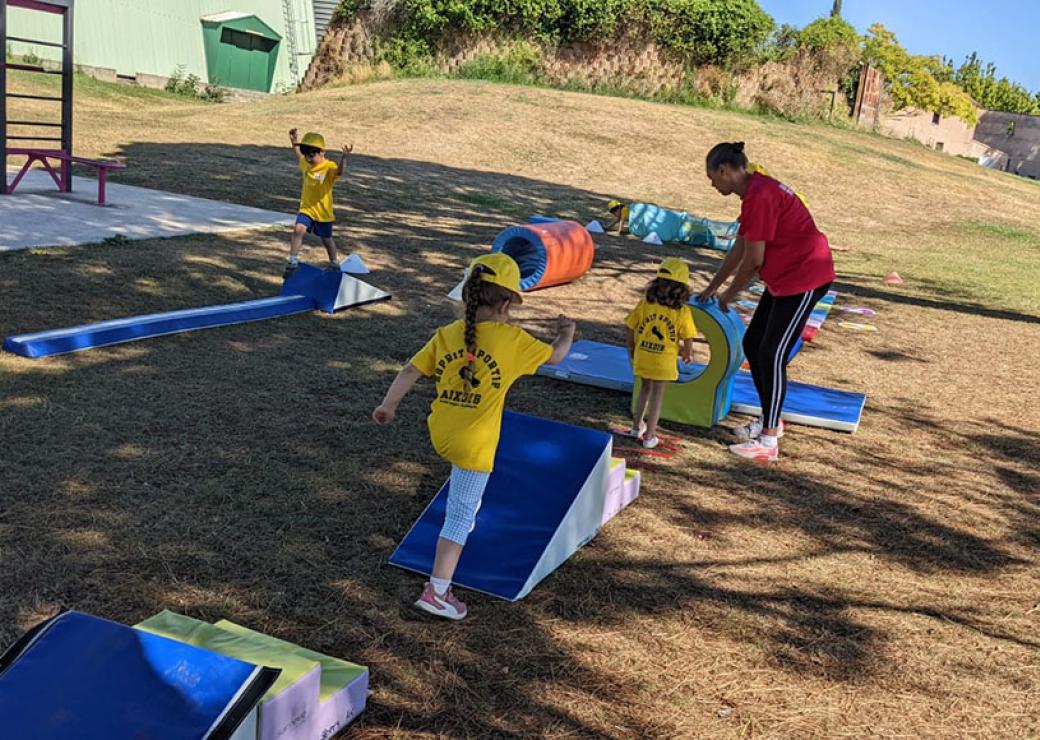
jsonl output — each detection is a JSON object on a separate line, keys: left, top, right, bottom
{"left": 295, "top": 213, "right": 333, "bottom": 238}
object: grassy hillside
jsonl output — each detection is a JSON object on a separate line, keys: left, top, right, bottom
{"left": 2, "top": 73, "right": 1038, "bottom": 737}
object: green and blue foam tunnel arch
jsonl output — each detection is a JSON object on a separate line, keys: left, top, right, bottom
{"left": 632, "top": 298, "right": 747, "bottom": 427}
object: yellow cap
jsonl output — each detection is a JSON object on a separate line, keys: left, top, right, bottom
{"left": 657, "top": 257, "right": 690, "bottom": 285}
{"left": 470, "top": 252, "right": 523, "bottom": 299}
{"left": 300, "top": 132, "right": 326, "bottom": 150}
{"left": 607, "top": 199, "right": 623, "bottom": 211}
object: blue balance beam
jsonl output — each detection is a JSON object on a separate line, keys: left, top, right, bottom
{"left": 4, "top": 264, "right": 391, "bottom": 359}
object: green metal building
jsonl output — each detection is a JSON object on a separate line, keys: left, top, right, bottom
{"left": 6, "top": 0, "right": 340, "bottom": 92}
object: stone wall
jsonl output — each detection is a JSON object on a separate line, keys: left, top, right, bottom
{"left": 974, "top": 111, "right": 1040, "bottom": 179}
{"left": 301, "top": 19, "right": 690, "bottom": 94}
{"left": 881, "top": 108, "right": 984, "bottom": 158}
{"left": 300, "top": 15, "right": 844, "bottom": 121}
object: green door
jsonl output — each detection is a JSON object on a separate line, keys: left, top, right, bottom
{"left": 215, "top": 27, "right": 279, "bottom": 92}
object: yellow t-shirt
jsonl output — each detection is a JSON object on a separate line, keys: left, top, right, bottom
{"left": 618, "top": 204, "right": 630, "bottom": 232}
{"left": 298, "top": 157, "right": 340, "bottom": 222}
{"left": 410, "top": 320, "right": 553, "bottom": 472}
{"left": 625, "top": 300, "right": 697, "bottom": 381}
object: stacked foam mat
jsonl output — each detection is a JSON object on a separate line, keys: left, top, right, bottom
{"left": 390, "top": 412, "right": 641, "bottom": 600}
{"left": 0, "top": 610, "right": 368, "bottom": 740}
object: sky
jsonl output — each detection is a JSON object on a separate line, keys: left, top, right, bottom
{"left": 755, "top": 0, "right": 1040, "bottom": 94}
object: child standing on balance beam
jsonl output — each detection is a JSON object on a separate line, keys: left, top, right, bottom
{"left": 372, "top": 253, "right": 575, "bottom": 620}
{"left": 284, "top": 128, "right": 352, "bottom": 278}
{"left": 626, "top": 258, "right": 697, "bottom": 449}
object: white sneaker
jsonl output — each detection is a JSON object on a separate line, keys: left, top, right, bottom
{"left": 642, "top": 436, "right": 659, "bottom": 449}
{"left": 732, "top": 417, "right": 784, "bottom": 440}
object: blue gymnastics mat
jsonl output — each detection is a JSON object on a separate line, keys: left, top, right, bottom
{"left": 539, "top": 340, "right": 865, "bottom": 433}
{"left": 0, "top": 610, "right": 278, "bottom": 740}
{"left": 389, "top": 412, "right": 613, "bottom": 600}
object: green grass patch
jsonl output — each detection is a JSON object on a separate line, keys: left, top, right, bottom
{"left": 451, "top": 190, "right": 528, "bottom": 215}
{"left": 958, "top": 220, "right": 1040, "bottom": 246}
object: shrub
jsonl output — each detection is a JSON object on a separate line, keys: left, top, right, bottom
{"left": 456, "top": 41, "right": 545, "bottom": 85}
{"left": 645, "top": 0, "right": 774, "bottom": 67}
{"left": 359, "top": 0, "right": 774, "bottom": 68}
{"left": 798, "top": 16, "right": 859, "bottom": 53}
{"left": 165, "top": 66, "right": 226, "bottom": 102}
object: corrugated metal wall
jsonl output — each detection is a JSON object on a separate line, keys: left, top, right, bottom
{"left": 311, "top": 0, "right": 338, "bottom": 42}
{"left": 5, "top": 0, "right": 317, "bottom": 91}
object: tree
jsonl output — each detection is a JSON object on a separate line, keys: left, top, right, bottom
{"left": 799, "top": 16, "right": 859, "bottom": 52}
{"left": 955, "top": 52, "right": 1040, "bottom": 114}
{"left": 863, "top": 23, "right": 978, "bottom": 125}
{"left": 831, "top": 0, "right": 842, "bottom": 18}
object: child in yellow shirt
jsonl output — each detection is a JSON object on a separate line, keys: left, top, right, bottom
{"left": 372, "top": 252, "right": 576, "bottom": 620}
{"left": 625, "top": 258, "right": 697, "bottom": 449}
{"left": 605, "top": 199, "right": 630, "bottom": 235}
{"left": 285, "top": 128, "right": 352, "bottom": 277}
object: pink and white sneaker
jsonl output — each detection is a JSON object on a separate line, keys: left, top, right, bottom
{"left": 414, "top": 583, "right": 468, "bottom": 620}
{"left": 728, "top": 438, "right": 779, "bottom": 463}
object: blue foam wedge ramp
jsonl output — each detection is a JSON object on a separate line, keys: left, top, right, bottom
{"left": 539, "top": 340, "right": 866, "bottom": 433}
{"left": 0, "top": 610, "right": 279, "bottom": 740}
{"left": 390, "top": 412, "right": 614, "bottom": 601}
{"left": 3, "top": 264, "right": 391, "bottom": 358}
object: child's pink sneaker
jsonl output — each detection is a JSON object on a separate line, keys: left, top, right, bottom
{"left": 728, "top": 438, "right": 779, "bottom": 463}
{"left": 415, "top": 582, "right": 468, "bottom": 620}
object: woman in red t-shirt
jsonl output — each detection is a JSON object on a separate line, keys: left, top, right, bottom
{"left": 699, "top": 142, "right": 835, "bottom": 463}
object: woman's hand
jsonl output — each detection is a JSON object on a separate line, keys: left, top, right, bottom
{"left": 718, "top": 288, "right": 738, "bottom": 313}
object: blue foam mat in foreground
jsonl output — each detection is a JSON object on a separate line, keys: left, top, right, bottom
{"left": 3, "top": 295, "right": 314, "bottom": 358}
{"left": 539, "top": 340, "right": 865, "bottom": 433}
{"left": 0, "top": 610, "right": 278, "bottom": 740}
{"left": 389, "top": 412, "right": 613, "bottom": 600}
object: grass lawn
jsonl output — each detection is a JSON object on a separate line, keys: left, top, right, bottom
{"left": 2, "top": 73, "right": 1038, "bottom": 737}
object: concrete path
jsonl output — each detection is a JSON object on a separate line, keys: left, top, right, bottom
{"left": 1, "top": 169, "right": 293, "bottom": 251}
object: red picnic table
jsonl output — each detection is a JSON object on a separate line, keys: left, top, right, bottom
{"left": 5, "top": 148, "right": 127, "bottom": 205}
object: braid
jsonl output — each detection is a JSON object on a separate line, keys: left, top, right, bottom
{"left": 461, "top": 266, "right": 487, "bottom": 387}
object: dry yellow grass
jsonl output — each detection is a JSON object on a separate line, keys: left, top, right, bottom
{"left": 1, "top": 75, "right": 1038, "bottom": 737}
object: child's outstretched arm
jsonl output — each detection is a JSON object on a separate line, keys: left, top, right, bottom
{"left": 337, "top": 143, "right": 353, "bottom": 176}
{"left": 372, "top": 364, "right": 424, "bottom": 424}
{"left": 681, "top": 337, "right": 695, "bottom": 363}
{"left": 289, "top": 128, "right": 302, "bottom": 158}
{"left": 548, "top": 315, "right": 577, "bottom": 365}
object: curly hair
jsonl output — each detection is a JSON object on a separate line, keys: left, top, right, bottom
{"left": 646, "top": 277, "right": 692, "bottom": 310}
{"left": 461, "top": 265, "right": 518, "bottom": 387}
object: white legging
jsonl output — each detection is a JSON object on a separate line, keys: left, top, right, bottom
{"left": 439, "top": 465, "right": 491, "bottom": 545}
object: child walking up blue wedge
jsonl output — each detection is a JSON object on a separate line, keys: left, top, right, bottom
{"left": 373, "top": 252, "right": 575, "bottom": 619}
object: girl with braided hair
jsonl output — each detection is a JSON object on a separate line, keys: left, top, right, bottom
{"left": 373, "top": 252, "right": 576, "bottom": 620}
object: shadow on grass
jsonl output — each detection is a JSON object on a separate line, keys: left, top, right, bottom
{"left": 832, "top": 275, "right": 1040, "bottom": 326}
{"left": 0, "top": 143, "right": 1036, "bottom": 734}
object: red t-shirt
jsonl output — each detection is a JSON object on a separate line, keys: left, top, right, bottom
{"left": 738, "top": 173, "right": 835, "bottom": 296}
